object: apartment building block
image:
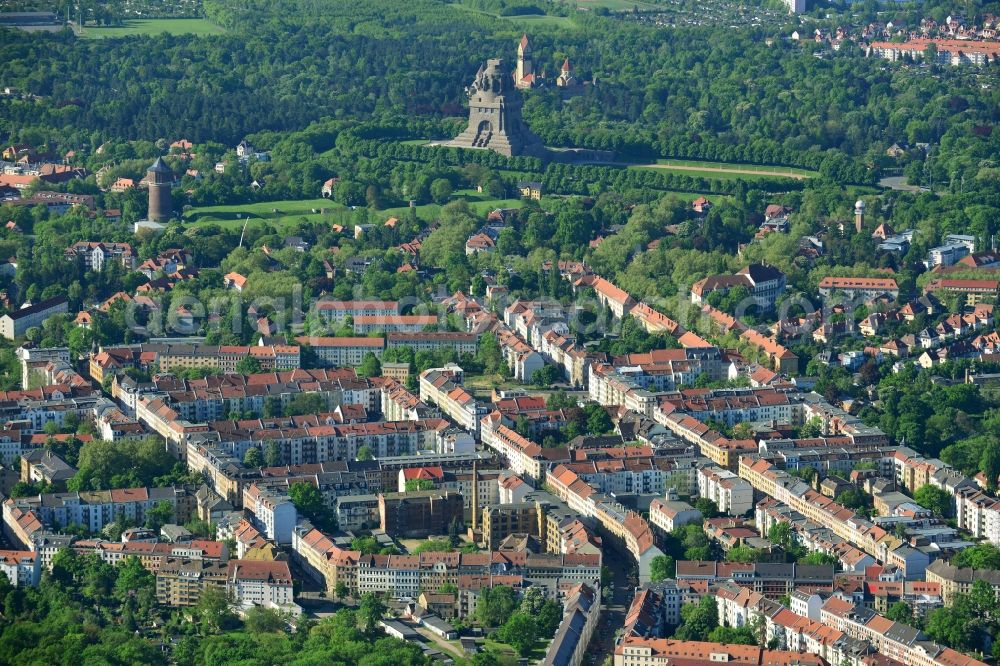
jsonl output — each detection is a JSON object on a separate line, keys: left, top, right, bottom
{"left": 0, "top": 296, "right": 69, "bottom": 340}
{"left": 419, "top": 366, "right": 484, "bottom": 435}
{"left": 387, "top": 332, "right": 477, "bottom": 356}
{"left": 243, "top": 484, "right": 297, "bottom": 544}
{"left": 378, "top": 490, "right": 464, "bottom": 538}
{"left": 64, "top": 241, "right": 135, "bottom": 271}
{"left": 698, "top": 466, "right": 754, "bottom": 516}
{"left": 0, "top": 550, "right": 40, "bottom": 587}
{"left": 615, "top": 638, "right": 826, "bottom": 666}
{"left": 648, "top": 499, "right": 701, "bottom": 534}
{"left": 295, "top": 336, "right": 385, "bottom": 367}
{"left": 315, "top": 300, "right": 400, "bottom": 322}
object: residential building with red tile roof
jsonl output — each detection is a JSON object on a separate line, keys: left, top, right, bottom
{"left": 223, "top": 272, "right": 247, "bottom": 291}
{"left": 0, "top": 549, "right": 39, "bottom": 587}
{"left": 352, "top": 314, "right": 437, "bottom": 334}
{"left": 419, "top": 366, "right": 484, "bottom": 435}
{"left": 315, "top": 299, "right": 400, "bottom": 321}
{"left": 3, "top": 487, "right": 182, "bottom": 548}
{"left": 227, "top": 559, "right": 295, "bottom": 608}
{"left": 64, "top": 241, "right": 135, "bottom": 271}
{"left": 738, "top": 457, "right": 927, "bottom": 579}
{"left": 925, "top": 278, "right": 999, "bottom": 306}
{"left": 818, "top": 277, "right": 900, "bottom": 300}
{"left": 573, "top": 274, "right": 635, "bottom": 319}
{"left": 90, "top": 342, "right": 300, "bottom": 385}
{"left": 691, "top": 197, "right": 713, "bottom": 214}
{"left": 819, "top": 595, "right": 987, "bottom": 666}
{"left": 398, "top": 465, "right": 445, "bottom": 490}
{"left": 740, "top": 328, "right": 799, "bottom": 375}
{"left": 615, "top": 638, "right": 828, "bottom": 666}
{"left": 870, "top": 38, "right": 999, "bottom": 66}
{"left": 544, "top": 462, "right": 664, "bottom": 582}
{"left": 295, "top": 336, "right": 385, "bottom": 367}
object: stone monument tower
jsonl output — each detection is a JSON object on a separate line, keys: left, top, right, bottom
{"left": 515, "top": 33, "right": 535, "bottom": 89}
{"left": 147, "top": 157, "right": 173, "bottom": 223}
{"left": 448, "top": 58, "right": 545, "bottom": 158}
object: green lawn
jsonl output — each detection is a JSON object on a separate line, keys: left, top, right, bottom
{"left": 79, "top": 18, "right": 224, "bottom": 38}
{"left": 629, "top": 158, "right": 817, "bottom": 181}
{"left": 378, "top": 195, "right": 524, "bottom": 221}
{"left": 505, "top": 14, "right": 577, "bottom": 27}
{"left": 448, "top": 3, "right": 578, "bottom": 29}
{"left": 482, "top": 638, "right": 548, "bottom": 664}
{"left": 183, "top": 198, "right": 340, "bottom": 231}
{"left": 183, "top": 193, "right": 526, "bottom": 231}
{"left": 573, "top": 0, "right": 662, "bottom": 10}
{"left": 629, "top": 166, "right": 778, "bottom": 181}
{"left": 650, "top": 190, "right": 728, "bottom": 202}
{"left": 463, "top": 373, "right": 523, "bottom": 395}
{"left": 653, "top": 158, "right": 815, "bottom": 174}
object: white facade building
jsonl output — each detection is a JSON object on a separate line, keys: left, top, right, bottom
{"left": 698, "top": 466, "right": 754, "bottom": 516}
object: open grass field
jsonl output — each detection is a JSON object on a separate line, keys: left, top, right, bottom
{"left": 184, "top": 192, "right": 527, "bottom": 231}
{"left": 78, "top": 18, "right": 224, "bottom": 38}
{"left": 378, "top": 191, "right": 527, "bottom": 223}
{"left": 183, "top": 198, "right": 339, "bottom": 231}
{"left": 448, "top": 3, "right": 578, "bottom": 28}
{"left": 573, "top": 0, "right": 662, "bottom": 10}
{"left": 183, "top": 188, "right": 720, "bottom": 232}
{"left": 483, "top": 638, "right": 548, "bottom": 664}
{"left": 630, "top": 159, "right": 817, "bottom": 181}
{"left": 504, "top": 13, "right": 577, "bottom": 27}
{"left": 463, "top": 373, "right": 521, "bottom": 396}
{"left": 648, "top": 190, "right": 728, "bottom": 202}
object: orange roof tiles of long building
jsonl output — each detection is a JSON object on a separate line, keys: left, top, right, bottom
{"left": 614, "top": 638, "right": 827, "bottom": 666}
{"left": 871, "top": 38, "right": 1000, "bottom": 55}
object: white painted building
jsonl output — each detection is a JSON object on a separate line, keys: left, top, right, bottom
{"left": 227, "top": 559, "right": 294, "bottom": 608}
{"left": 0, "top": 550, "right": 40, "bottom": 587}
{"left": 648, "top": 499, "right": 702, "bottom": 533}
{"left": 242, "top": 484, "right": 297, "bottom": 544}
{"left": 698, "top": 466, "right": 754, "bottom": 516}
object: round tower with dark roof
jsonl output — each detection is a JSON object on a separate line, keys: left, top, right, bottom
{"left": 147, "top": 157, "right": 173, "bottom": 223}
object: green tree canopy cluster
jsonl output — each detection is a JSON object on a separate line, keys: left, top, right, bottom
{"left": 67, "top": 437, "right": 193, "bottom": 492}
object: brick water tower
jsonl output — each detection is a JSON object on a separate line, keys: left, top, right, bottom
{"left": 147, "top": 157, "right": 173, "bottom": 222}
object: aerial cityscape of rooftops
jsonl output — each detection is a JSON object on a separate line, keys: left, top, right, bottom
{"left": 1, "top": 0, "right": 1000, "bottom": 663}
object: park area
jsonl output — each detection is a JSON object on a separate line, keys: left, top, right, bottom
{"left": 183, "top": 199, "right": 339, "bottom": 232}
{"left": 77, "top": 18, "right": 224, "bottom": 38}
{"left": 182, "top": 191, "right": 530, "bottom": 233}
